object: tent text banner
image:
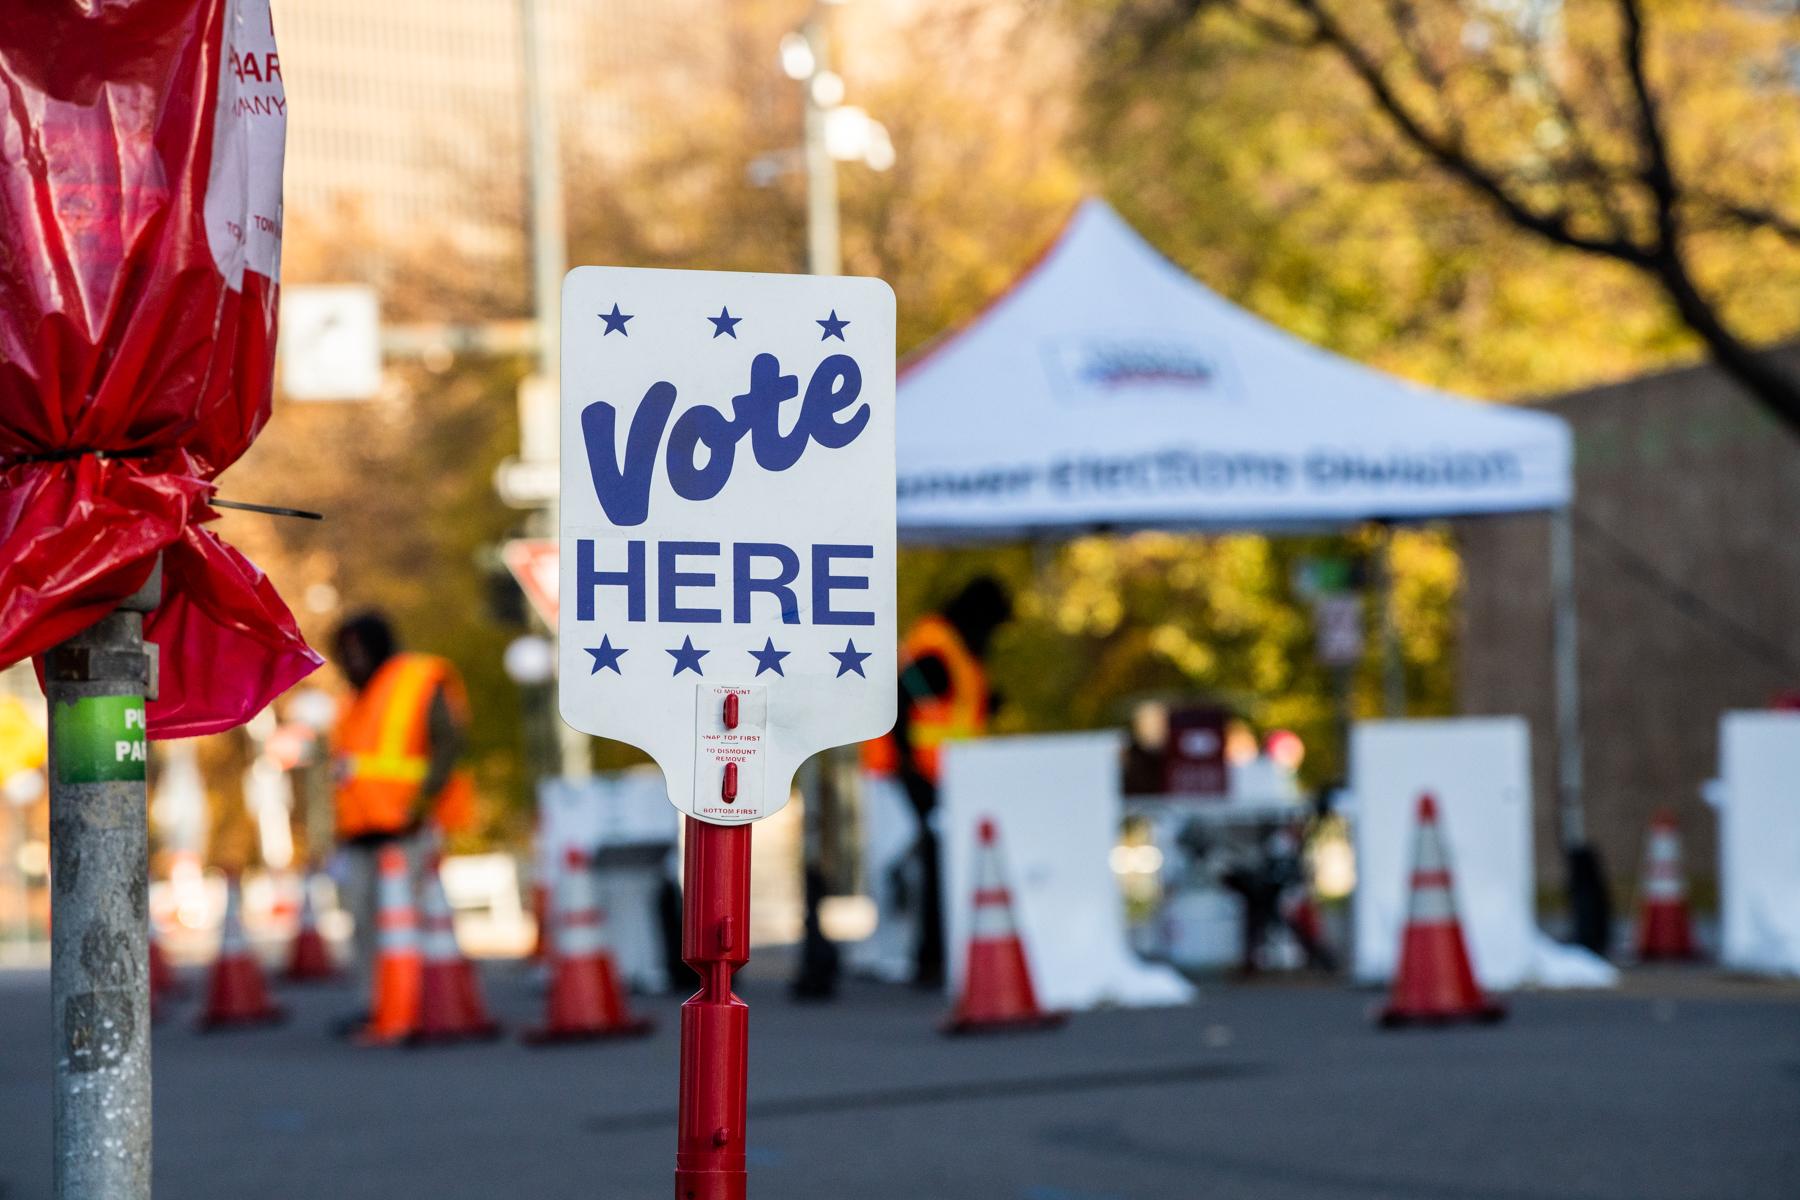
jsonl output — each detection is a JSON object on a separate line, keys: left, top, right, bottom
{"left": 558, "top": 266, "right": 897, "bottom": 824}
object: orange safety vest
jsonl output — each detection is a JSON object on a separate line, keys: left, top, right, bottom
{"left": 333, "top": 653, "right": 475, "bottom": 839}
{"left": 861, "top": 614, "right": 989, "bottom": 784}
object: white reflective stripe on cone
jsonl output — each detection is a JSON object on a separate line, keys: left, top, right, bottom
{"left": 971, "top": 890, "right": 1017, "bottom": 940}
{"left": 557, "top": 907, "right": 608, "bottom": 957}
{"left": 1407, "top": 880, "right": 1458, "bottom": 924}
{"left": 219, "top": 882, "right": 249, "bottom": 954}
{"left": 556, "top": 858, "right": 598, "bottom": 919}
{"left": 377, "top": 871, "right": 413, "bottom": 913}
{"left": 376, "top": 911, "right": 418, "bottom": 951}
{"left": 1407, "top": 818, "right": 1460, "bottom": 924}
{"left": 974, "top": 842, "right": 1008, "bottom": 894}
{"left": 1643, "top": 831, "right": 1686, "bottom": 898}
{"left": 375, "top": 875, "right": 418, "bottom": 951}
{"left": 296, "top": 878, "right": 319, "bottom": 931}
{"left": 553, "top": 859, "right": 610, "bottom": 958}
{"left": 1412, "top": 820, "right": 1449, "bottom": 875}
{"left": 374, "top": 850, "right": 418, "bottom": 949}
{"left": 419, "top": 915, "right": 460, "bottom": 959}
{"left": 418, "top": 876, "right": 461, "bottom": 960}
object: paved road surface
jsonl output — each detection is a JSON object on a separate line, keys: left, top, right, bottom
{"left": 0, "top": 963, "right": 1794, "bottom": 1199}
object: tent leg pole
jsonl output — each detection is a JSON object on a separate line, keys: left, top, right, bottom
{"left": 1379, "top": 524, "right": 1404, "bottom": 718}
{"left": 1550, "top": 508, "right": 1583, "bottom": 849}
{"left": 1551, "top": 507, "right": 1609, "bottom": 955}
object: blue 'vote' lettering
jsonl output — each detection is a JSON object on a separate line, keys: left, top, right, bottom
{"left": 580, "top": 352, "right": 867, "bottom": 527}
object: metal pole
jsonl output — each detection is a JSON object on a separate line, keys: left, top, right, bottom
{"left": 802, "top": 10, "right": 840, "bottom": 278}
{"left": 674, "top": 817, "right": 752, "bottom": 1200}
{"left": 789, "top": 3, "right": 841, "bottom": 998}
{"left": 1332, "top": 662, "right": 1354, "bottom": 786}
{"left": 1550, "top": 505, "right": 1612, "bottom": 953}
{"left": 1379, "top": 525, "right": 1405, "bottom": 718}
{"left": 47, "top": 560, "right": 160, "bottom": 1199}
{"left": 520, "top": 0, "right": 564, "bottom": 388}
{"left": 518, "top": 0, "right": 588, "bottom": 782}
{"left": 1550, "top": 506, "right": 1584, "bottom": 848}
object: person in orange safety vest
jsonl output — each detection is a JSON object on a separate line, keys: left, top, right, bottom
{"left": 330, "top": 611, "right": 473, "bottom": 1029}
{"left": 859, "top": 577, "right": 1010, "bottom": 988}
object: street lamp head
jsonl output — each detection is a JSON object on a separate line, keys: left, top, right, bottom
{"left": 824, "top": 106, "right": 895, "bottom": 171}
{"left": 503, "top": 634, "right": 557, "bottom": 686}
{"left": 779, "top": 32, "right": 815, "bottom": 80}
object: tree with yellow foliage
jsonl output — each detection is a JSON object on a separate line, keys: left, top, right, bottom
{"left": 1085, "top": 0, "right": 1800, "bottom": 427}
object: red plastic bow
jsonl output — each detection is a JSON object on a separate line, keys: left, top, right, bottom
{"left": 0, "top": 0, "right": 320, "bottom": 737}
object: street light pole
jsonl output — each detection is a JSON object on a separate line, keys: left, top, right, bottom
{"left": 787, "top": 2, "right": 850, "bottom": 1002}
{"left": 519, "top": 0, "right": 588, "bottom": 782}
{"left": 47, "top": 559, "right": 159, "bottom": 1199}
{"left": 801, "top": 9, "right": 841, "bottom": 278}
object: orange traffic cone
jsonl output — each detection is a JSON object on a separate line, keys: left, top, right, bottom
{"left": 943, "top": 817, "right": 1065, "bottom": 1035}
{"left": 197, "top": 873, "right": 284, "bottom": 1031}
{"left": 523, "top": 848, "right": 652, "bottom": 1044}
{"left": 357, "top": 846, "right": 422, "bottom": 1045}
{"left": 284, "top": 871, "right": 338, "bottom": 982}
{"left": 1635, "top": 809, "right": 1698, "bottom": 962}
{"left": 412, "top": 856, "right": 501, "bottom": 1044}
{"left": 1380, "top": 794, "right": 1504, "bottom": 1028}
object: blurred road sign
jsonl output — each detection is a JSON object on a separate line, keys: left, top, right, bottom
{"left": 494, "top": 457, "right": 558, "bottom": 508}
{"left": 1292, "top": 554, "right": 1362, "bottom": 600}
{"left": 1315, "top": 593, "right": 1365, "bottom": 666}
{"left": 502, "top": 539, "right": 560, "bottom": 626}
{"left": 280, "top": 284, "right": 381, "bottom": 400}
{"left": 557, "top": 266, "right": 897, "bottom": 823}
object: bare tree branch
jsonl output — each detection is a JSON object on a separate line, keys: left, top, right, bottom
{"left": 1099, "top": 0, "right": 1800, "bottom": 431}
{"left": 1526, "top": 42, "right": 1636, "bottom": 242}
{"left": 1693, "top": 196, "right": 1800, "bottom": 247}
{"left": 1283, "top": 0, "right": 1653, "bottom": 264}
{"left": 1618, "top": 0, "right": 1680, "bottom": 253}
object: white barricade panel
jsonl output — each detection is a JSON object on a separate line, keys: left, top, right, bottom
{"left": 1350, "top": 718, "right": 1534, "bottom": 989}
{"left": 1720, "top": 712, "right": 1800, "bottom": 976}
{"left": 941, "top": 732, "right": 1194, "bottom": 1011}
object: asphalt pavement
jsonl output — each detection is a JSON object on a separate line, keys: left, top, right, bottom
{"left": 0, "top": 959, "right": 1794, "bottom": 1199}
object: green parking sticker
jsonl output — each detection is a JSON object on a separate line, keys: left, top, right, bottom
{"left": 55, "top": 696, "right": 148, "bottom": 784}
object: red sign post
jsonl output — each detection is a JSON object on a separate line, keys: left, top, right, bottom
{"left": 675, "top": 813, "right": 753, "bottom": 1199}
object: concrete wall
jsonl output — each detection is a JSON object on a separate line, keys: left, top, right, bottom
{"left": 1456, "top": 347, "right": 1800, "bottom": 906}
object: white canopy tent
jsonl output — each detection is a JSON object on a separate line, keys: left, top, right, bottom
{"left": 897, "top": 199, "right": 1571, "bottom": 535}
{"left": 894, "top": 199, "right": 1587, "bottom": 855}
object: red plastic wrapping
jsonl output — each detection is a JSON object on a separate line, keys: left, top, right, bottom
{"left": 0, "top": 0, "right": 321, "bottom": 736}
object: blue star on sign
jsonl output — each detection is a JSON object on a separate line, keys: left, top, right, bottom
{"left": 708, "top": 307, "right": 742, "bottom": 339}
{"left": 748, "top": 637, "right": 789, "bottom": 677}
{"left": 586, "top": 636, "right": 627, "bottom": 674}
{"left": 667, "top": 636, "right": 709, "bottom": 676}
{"left": 830, "top": 638, "right": 871, "bottom": 678}
{"left": 817, "top": 310, "right": 850, "bottom": 341}
{"left": 600, "top": 303, "right": 633, "bottom": 336}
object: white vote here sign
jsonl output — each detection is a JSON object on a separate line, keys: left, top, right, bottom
{"left": 558, "top": 267, "right": 897, "bottom": 824}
